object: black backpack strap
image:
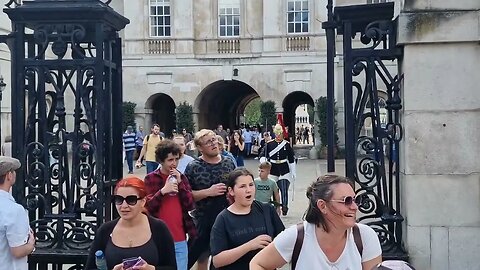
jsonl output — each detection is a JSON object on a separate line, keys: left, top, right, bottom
{"left": 291, "top": 223, "right": 304, "bottom": 270}
{"left": 352, "top": 224, "right": 363, "bottom": 256}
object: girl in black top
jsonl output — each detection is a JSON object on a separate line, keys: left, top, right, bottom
{"left": 210, "top": 168, "right": 284, "bottom": 270}
{"left": 228, "top": 130, "right": 245, "bottom": 166}
{"left": 84, "top": 176, "right": 176, "bottom": 270}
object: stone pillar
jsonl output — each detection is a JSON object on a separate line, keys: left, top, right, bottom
{"left": 192, "top": 112, "right": 199, "bottom": 133}
{"left": 143, "top": 109, "right": 153, "bottom": 131}
{"left": 397, "top": 2, "right": 480, "bottom": 269}
{"left": 310, "top": 106, "right": 321, "bottom": 159}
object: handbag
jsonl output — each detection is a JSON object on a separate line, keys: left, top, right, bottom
{"left": 251, "top": 145, "right": 260, "bottom": 155}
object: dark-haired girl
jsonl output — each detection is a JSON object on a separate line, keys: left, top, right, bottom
{"left": 250, "top": 175, "right": 382, "bottom": 270}
{"left": 85, "top": 177, "right": 177, "bottom": 270}
{"left": 210, "top": 168, "right": 284, "bottom": 270}
{"left": 228, "top": 131, "right": 245, "bottom": 167}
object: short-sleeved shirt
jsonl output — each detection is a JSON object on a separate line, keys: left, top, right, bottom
{"left": 136, "top": 131, "right": 145, "bottom": 146}
{"left": 184, "top": 156, "right": 235, "bottom": 219}
{"left": 274, "top": 222, "right": 381, "bottom": 269}
{"left": 210, "top": 202, "right": 285, "bottom": 270}
{"left": 143, "top": 134, "right": 162, "bottom": 162}
{"left": 254, "top": 177, "right": 278, "bottom": 203}
{"left": 176, "top": 154, "right": 195, "bottom": 174}
{"left": 242, "top": 131, "right": 252, "bottom": 143}
{"left": 215, "top": 130, "right": 228, "bottom": 144}
{"left": 0, "top": 190, "right": 30, "bottom": 270}
{"left": 122, "top": 132, "right": 136, "bottom": 152}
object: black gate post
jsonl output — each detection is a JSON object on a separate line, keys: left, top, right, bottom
{"left": 331, "top": 3, "right": 407, "bottom": 260}
{"left": 1, "top": 0, "right": 129, "bottom": 268}
{"left": 322, "top": 0, "right": 336, "bottom": 173}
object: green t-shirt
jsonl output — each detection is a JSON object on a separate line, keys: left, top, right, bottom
{"left": 254, "top": 177, "right": 278, "bottom": 203}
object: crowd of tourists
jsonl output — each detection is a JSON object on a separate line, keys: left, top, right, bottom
{"left": 0, "top": 120, "right": 416, "bottom": 270}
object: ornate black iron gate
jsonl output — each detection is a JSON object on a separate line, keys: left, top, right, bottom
{"left": 323, "top": 2, "right": 407, "bottom": 260}
{"left": 1, "top": 0, "right": 129, "bottom": 269}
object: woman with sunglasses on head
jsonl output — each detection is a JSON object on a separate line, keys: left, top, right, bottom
{"left": 250, "top": 175, "right": 382, "bottom": 270}
{"left": 210, "top": 168, "right": 284, "bottom": 270}
{"left": 85, "top": 177, "right": 176, "bottom": 270}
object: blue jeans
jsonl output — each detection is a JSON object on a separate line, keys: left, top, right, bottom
{"left": 175, "top": 240, "right": 188, "bottom": 270}
{"left": 125, "top": 150, "right": 134, "bottom": 172}
{"left": 146, "top": 161, "right": 159, "bottom": 174}
{"left": 245, "top": 142, "right": 252, "bottom": 156}
{"left": 235, "top": 155, "right": 244, "bottom": 167}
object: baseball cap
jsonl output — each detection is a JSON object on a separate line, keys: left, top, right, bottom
{"left": 0, "top": 156, "right": 21, "bottom": 176}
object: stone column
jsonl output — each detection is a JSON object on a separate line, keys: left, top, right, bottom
{"left": 310, "top": 106, "right": 321, "bottom": 159}
{"left": 397, "top": 2, "right": 480, "bottom": 269}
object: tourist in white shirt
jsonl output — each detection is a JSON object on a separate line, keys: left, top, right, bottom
{"left": 0, "top": 156, "right": 35, "bottom": 270}
{"left": 242, "top": 128, "right": 253, "bottom": 157}
{"left": 250, "top": 175, "right": 382, "bottom": 270}
{"left": 172, "top": 136, "right": 195, "bottom": 173}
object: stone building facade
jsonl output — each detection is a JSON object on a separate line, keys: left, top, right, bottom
{"left": 115, "top": 0, "right": 326, "bottom": 136}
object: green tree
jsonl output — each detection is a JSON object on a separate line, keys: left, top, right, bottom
{"left": 307, "top": 104, "right": 314, "bottom": 125}
{"left": 244, "top": 98, "right": 262, "bottom": 126}
{"left": 315, "top": 97, "right": 339, "bottom": 147}
{"left": 176, "top": 101, "right": 195, "bottom": 133}
{"left": 122, "top": 102, "right": 136, "bottom": 131}
{"left": 260, "top": 101, "right": 277, "bottom": 132}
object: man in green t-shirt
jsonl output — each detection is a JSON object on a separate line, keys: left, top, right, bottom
{"left": 254, "top": 161, "right": 281, "bottom": 215}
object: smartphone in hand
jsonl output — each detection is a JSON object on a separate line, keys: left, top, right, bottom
{"left": 122, "top": 257, "right": 142, "bottom": 269}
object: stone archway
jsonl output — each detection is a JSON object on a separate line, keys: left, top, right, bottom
{"left": 195, "top": 80, "right": 259, "bottom": 130}
{"left": 282, "top": 91, "right": 315, "bottom": 144}
{"left": 146, "top": 93, "right": 176, "bottom": 138}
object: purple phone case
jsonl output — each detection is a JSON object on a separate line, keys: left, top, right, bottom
{"left": 122, "top": 257, "right": 141, "bottom": 269}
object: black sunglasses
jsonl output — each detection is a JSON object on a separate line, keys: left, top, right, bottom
{"left": 330, "top": 195, "right": 363, "bottom": 206}
{"left": 113, "top": 195, "right": 142, "bottom": 206}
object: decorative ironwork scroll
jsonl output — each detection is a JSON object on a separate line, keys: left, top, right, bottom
{"left": 2, "top": 0, "right": 129, "bottom": 269}
{"left": 333, "top": 2, "right": 407, "bottom": 260}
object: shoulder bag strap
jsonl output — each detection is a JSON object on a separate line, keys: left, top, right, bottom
{"left": 352, "top": 224, "right": 363, "bottom": 256}
{"left": 291, "top": 223, "right": 304, "bottom": 270}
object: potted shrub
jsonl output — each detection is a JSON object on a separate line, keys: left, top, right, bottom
{"left": 315, "top": 97, "right": 339, "bottom": 159}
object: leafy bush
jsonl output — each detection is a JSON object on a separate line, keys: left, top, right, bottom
{"left": 260, "top": 101, "right": 277, "bottom": 132}
{"left": 244, "top": 98, "right": 261, "bottom": 126}
{"left": 315, "top": 97, "right": 339, "bottom": 147}
{"left": 176, "top": 101, "right": 195, "bottom": 133}
{"left": 122, "top": 102, "right": 136, "bottom": 131}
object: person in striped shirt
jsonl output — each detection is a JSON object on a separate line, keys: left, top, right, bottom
{"left": 123, "top": 125, "right": 137, "bottom": 173}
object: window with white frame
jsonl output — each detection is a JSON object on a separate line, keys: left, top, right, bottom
{"left": 149, "top": 0, "right": 171, "bottom": 37}
{"left": 287, "top": 0, "right": 309, "bottom": 33}
{"left": 218, "top": 0, "right": 240, "bottom": 37}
